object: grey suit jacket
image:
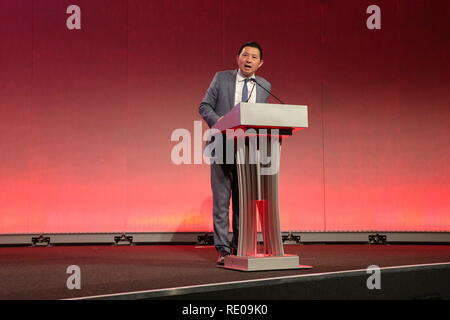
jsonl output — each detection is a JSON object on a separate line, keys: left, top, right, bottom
{"left": 199, "top": 70, "right": 272, "bottom": 128}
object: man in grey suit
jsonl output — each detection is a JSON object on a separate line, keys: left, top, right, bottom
{"left": 199, "top": 42, "right": 272, "bottom": 265}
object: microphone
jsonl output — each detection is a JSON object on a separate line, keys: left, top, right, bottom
{"left": 245, "top": 79, "right": 257, "bottom": 103}
{"left": 250, "top": 78, "right": 285, "bottom": 104}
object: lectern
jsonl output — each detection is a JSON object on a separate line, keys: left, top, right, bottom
{"left": 212, "top": 102, "right": 312, "bottom": 271}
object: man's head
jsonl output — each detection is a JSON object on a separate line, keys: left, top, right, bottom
{"left": 236, "top": 42, "right": 264, "bottom": 77}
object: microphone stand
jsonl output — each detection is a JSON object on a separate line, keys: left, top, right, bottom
{"left": 250, "top": 78, "right": 285, "bottom": 104}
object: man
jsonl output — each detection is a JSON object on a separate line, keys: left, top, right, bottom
{"left": 199, "top": 42, "right": 272, "bottom": 266}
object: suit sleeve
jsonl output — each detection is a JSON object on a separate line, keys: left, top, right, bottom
{"left": 199, "top": 73, "right": 221, "bottom": 128}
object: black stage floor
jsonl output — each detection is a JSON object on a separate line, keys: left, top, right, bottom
{"left": 1, "top": 244, "right": 449, "bottom": 300}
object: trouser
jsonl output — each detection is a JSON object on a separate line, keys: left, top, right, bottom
{"left": 211, "top": 162, "right": 239, "bottom": 254}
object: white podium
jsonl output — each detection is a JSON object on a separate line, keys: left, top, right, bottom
{"left": 212, "top": 102, "right": 313, "bottom": 271}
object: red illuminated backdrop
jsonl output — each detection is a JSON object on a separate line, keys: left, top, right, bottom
{"left": 0, "top": 0, "right": 449, "bottom": 234}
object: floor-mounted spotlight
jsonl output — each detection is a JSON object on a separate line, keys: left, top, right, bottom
{"left": 368, "top": 233, "right": 387, "bottom": 244}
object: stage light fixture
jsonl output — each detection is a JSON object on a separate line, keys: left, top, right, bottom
{"left": 31, "top": 235, "right": 51, "bottom": 247}
{"left": 282, "top": 232, "right": 301, "bottom": 244}
{"left": 368, "top": 233, "right": 387, "bottom": 245}
{"left": 197, "top": 234, "right": 214, "bottom": 245}
{"left": 114, "top": 234, "right": 133, "bottom": 246}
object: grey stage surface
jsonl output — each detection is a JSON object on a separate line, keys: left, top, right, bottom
{"left": 0, "top": 244, "right": 449, "bottom": 300}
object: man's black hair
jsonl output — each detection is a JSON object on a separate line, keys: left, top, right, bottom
{"left": 237, "top": 42, "right": 263, "bottom": 59}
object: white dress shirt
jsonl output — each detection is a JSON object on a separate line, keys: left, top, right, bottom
{"left": 234, "top": 70, "right": 257, "bottom": 106}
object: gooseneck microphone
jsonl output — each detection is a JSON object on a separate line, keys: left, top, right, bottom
{"left": 245, "top": 80, "right": 257, "bottom": 103}
{"left": 250, "top": 78, "right": 285, "bottom": 104}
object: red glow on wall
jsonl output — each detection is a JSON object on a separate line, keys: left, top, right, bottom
{"left": 0, "top": 0, "right": 449, "bottom": 234}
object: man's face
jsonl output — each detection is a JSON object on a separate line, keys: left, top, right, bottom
{"left": 236, "top": 46, "right": 264, "bottom": 77}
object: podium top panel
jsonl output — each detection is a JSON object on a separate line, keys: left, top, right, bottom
{"left": 212, "top": 102, "right": 308, "bottom": 132}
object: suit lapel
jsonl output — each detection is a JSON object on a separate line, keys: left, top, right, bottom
{"left": 255, "top": 79, "right": 262, "bottom": 103}
{"left": 228, "top": 70, "right": 237, "bottom": 110}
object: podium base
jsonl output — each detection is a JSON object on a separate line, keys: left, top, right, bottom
{"left": 223, "top": 254, "right": 313, "bottom": 272}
